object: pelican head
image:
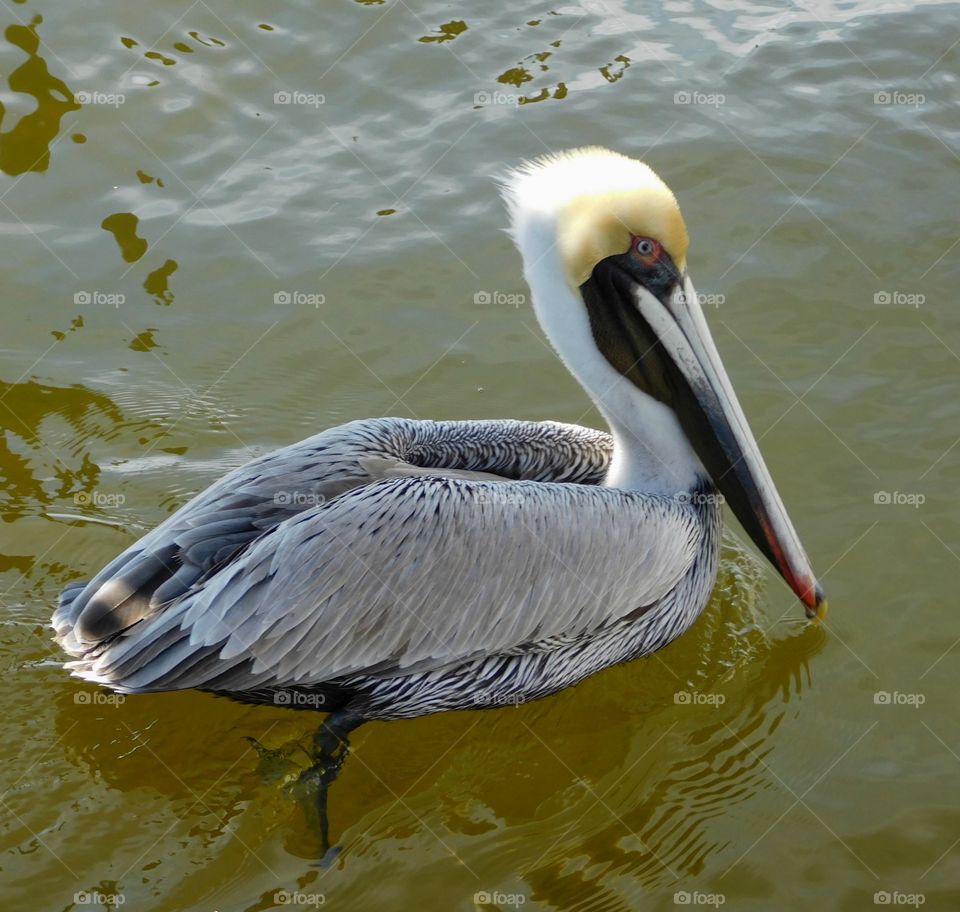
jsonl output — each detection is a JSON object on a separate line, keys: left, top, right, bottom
{"left": 503, "top": 147, "right": 826, "bottom": 618}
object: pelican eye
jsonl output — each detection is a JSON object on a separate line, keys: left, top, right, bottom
{"left": 631, "top": 236, "right": 662, "bottom": 260}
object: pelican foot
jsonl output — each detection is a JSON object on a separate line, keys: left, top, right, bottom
{"left": 290, "top": 710, "right": 364, "bottom": 861}
{"left": 245, "top": 736, "right": 306, "bottom": 788}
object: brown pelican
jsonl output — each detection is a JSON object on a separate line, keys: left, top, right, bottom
{"left": 52, "top": 147, "right": 825, "bottom": 853}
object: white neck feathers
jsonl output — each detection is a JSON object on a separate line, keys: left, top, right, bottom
{"left": 508, "top": 206, "right": 702, "bottom": 495}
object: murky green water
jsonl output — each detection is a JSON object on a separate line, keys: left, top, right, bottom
{"left": 1, "top": 1, "right": 958, "bottom": 909}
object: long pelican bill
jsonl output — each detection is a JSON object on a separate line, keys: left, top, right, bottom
{"left": 581, "top": 254, "right": 827, "bottom": 620}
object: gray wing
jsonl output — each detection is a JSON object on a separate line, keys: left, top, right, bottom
{"left": 70, "top": 476, "right": 701, "bottom": 692}
{"left": 53, "top": 417, "right": 612, "bottom": 655}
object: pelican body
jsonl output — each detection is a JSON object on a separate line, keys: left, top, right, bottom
{"left": 53, "top": 148, "right": 825, "bottom": 724}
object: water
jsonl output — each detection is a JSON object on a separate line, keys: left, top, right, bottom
{"left": 1, "top": 1, "right": 958, "bottom": 908}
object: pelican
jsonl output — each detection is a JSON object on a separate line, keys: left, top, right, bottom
{"left": 52, "top": 147, "right": 825, "bottom": 852}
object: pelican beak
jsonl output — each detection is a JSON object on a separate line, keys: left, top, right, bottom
{"left": 581, "top": 259, "right": 826, "bottom": 619}
{"left": 662, "top": 276, "right": 826, "bottom": 619}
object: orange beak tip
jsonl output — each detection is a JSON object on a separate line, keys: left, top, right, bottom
{"left": 803, "top": 582, "right": 828, "bottom": 623}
